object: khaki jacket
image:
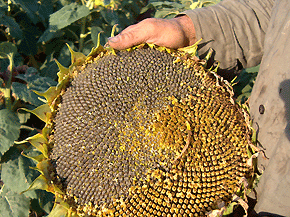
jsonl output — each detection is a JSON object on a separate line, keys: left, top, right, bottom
{"left": 185, "top": 0, "right": 290, "bottom": 215}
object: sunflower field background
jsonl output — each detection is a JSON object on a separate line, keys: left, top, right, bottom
{"left": 0, "top": 0, "right": 257, "bottom": 216}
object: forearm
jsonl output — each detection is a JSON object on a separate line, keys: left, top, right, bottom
{"left": 183, "top": 0, "right": 274, "bottom": 70}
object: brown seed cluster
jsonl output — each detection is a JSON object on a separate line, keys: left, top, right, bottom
{"left": 111, "top": 90, "right": 250, "bottom": 216}
{"left": 50, "top": 46, "right": 252, "bottom": 216}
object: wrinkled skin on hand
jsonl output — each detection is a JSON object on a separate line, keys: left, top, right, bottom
{"left": 108, "top": 16, "right": 196, "bottom": 50}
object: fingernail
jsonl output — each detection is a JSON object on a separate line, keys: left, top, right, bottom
{"left": 104, "top": 42, "right": 110, "bottom": 48}
{"left": 108, "top": 35, "right": 120, "bottom": 43}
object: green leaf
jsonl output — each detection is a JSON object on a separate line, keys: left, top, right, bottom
{"left": 57, "top": 0, "right": 76, "bottom": 7}
{"left": 155, "top": 9, "right": 179, "bottom": 18}
{"left": 140, "top": 4, "right": 153, "bottom": 14}
{"left": 39, "top": 53, "right": 59, "bottom": 80}
{"left": 0, "top": 42, "right": 17, "bottom": 59}
{"left": 1, "top": 15, "right": 23, "bottom": 40}
{"left": 100, "top": 8, "right": 120, "bottom": 26}
{"left": 144, "top": 1, "right": 183, "bottom": 19}
{"left": 150, "top": 1, "right": 173, "bottom": 7}
{"left": 18, "top": 27, "right": 39, "bottom": 56}
{"left": 16, "top": 68, "right": 57, "bottom": 89}
{"left": 236, "top": 92, "right": 251, "bottom": 103}
{"left": 82, "top": 40, "right": 94, "bottom": 56}
{"left": 38, "top": 26, "right": 64, "bottom": 44}
{"left": 115, "top": 10, "right": 133, "bottom": 30}
{"left": 37, "top": 191, "right": 54, "bottom": 214}
{"left": 11, "top": 82, "right": 44, "bottom": 107}
{"left": 36, "top": 0, "right": 54, "bottom": 21}
{"left": 0, "top": 53, "right": 24, "bottom": 74}
{"left": 245, "top": 64, "right": 260, "bottom": 73}
{"left": 57, "top": 41, "right": 75, "bottom": 67}
{"left": 49, "top": 3, "right": 90, "bottom": 30}
{"left": 0, "top": 109, "right": 21, "bottom": 155}
{"left": 0, "top": 185, "right": 30, "bottom": 217}
{"left": 234, "top": 65, "right": 259, "bottom": 103}
{"left": 91, "top": 25, "right": 108, "bottom": 47}
{"left": 17, "top": 111, "right": 31, "bottom": 124}
{"left": 241, "top": 84, "right": 253, "bottom": 94}
{"left": 1, "top": 154, "right": 38, "bottom": 199}
{"left": 0, "top": 146, "right": 20, "bottom": 164}
{"left": 12, "top": 0, "right": 53, "bottom": 23}
{"left": 0, "top": 2, "right": 7, "bottom": 14}
{"left": 120, "top": 1, "right": 145, "bottom": 18}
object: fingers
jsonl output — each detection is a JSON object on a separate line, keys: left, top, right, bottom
{"left": 108, "top": 20, "right": 153, "bottom": 50}
{"left": 107, "top": 17, "right": 196, "bottom": 50}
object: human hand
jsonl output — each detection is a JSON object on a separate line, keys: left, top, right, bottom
{"left": 107, "top": 16, "right": 196, "bottom": 50}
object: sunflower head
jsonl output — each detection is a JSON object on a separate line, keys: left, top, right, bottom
{"left": 23, "top": 40, "right": 258, "bottom": 216}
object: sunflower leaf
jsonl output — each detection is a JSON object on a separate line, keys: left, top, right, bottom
{"left": 0, "top": 185, "right": 30, "bottom": 217}
{"left": 11, "top": 82, "right": 44, "bottom": 107}
{"left": 49, "top": 3, "right": 90, "bottom": 30}
{"left": 1, "top": 154, "right": 38, "bottom": 199}
{"left": 0, "top": 109, "right": 21, "bottom": 155}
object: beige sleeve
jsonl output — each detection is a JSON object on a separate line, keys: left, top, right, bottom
{"left": 182, "top": 0, "right": 273, "bottom": 71}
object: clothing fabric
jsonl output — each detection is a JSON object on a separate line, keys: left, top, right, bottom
{"left": 184, "top": 0, "right": 290, "bottom": 216}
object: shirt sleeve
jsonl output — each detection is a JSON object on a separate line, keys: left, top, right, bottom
{"left": 182, "top": 0, "right": 274, "bottom": 70}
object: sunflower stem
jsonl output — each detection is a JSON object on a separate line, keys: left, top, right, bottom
{"left": 3, "top": 54, "right": 14, "bottom": 110}
{"left": 20, "top": 125, "right": 36, "bottom": 131}
{"left": 79, "top": 17, "right": 86, "bottom": 52}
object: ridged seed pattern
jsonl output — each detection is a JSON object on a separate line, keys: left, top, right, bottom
{"left": 50, "top": 47, "right": 252, "bottom": 216}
